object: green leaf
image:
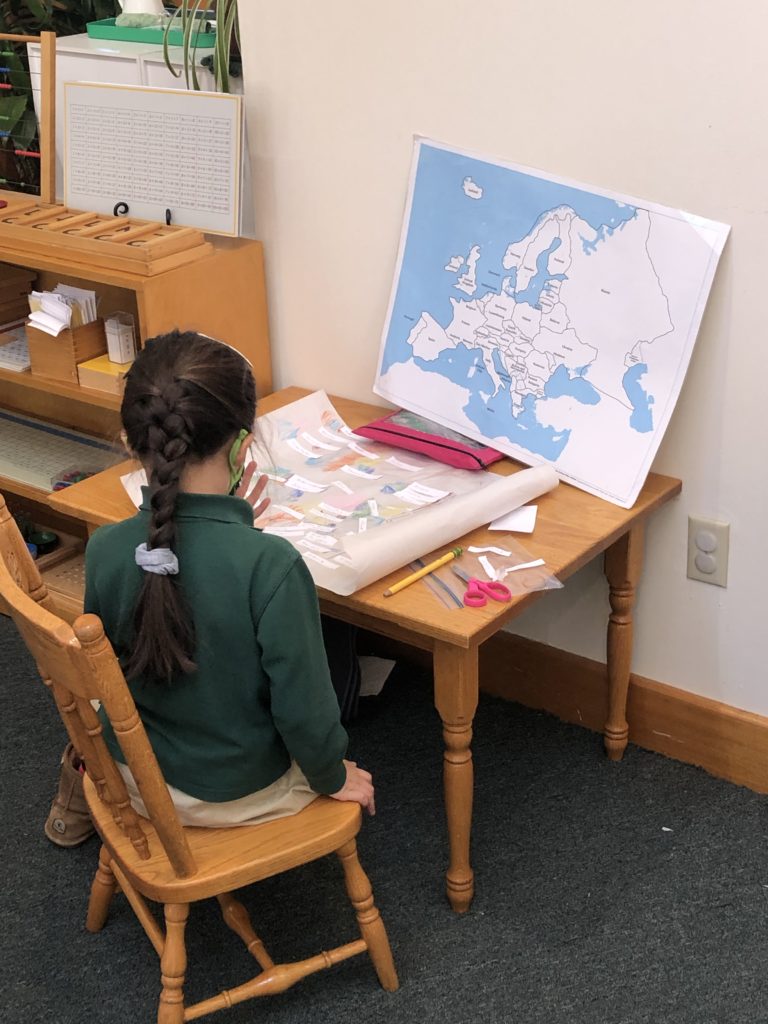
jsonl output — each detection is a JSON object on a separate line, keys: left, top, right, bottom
{"left": 188, "top": 0, "right": 209, "bottom": 92}
{"left": 1, "top": 49, "right": 31, "bottom": 93}
{"left": 213, "top": 0, "right": 236, "bottom": 94}
{"left": 161, "top": 0, "right": 237, "bottom": 95}
{"left": 14, "top": 106, "right": 38, "bottom": 149}
{"left": 181, "top": 1, "right": 196, "bottom": 90}
{"left": 22, "top": 0, "right": 52, "bottom": 25}
{"left": 0, "top": 95, "right": 28, "bottom": 136}
{"left": 163, "top": 7, "right": 184, "bottom": 81}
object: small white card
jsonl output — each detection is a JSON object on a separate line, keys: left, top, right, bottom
{"left": 489, "top": 504, "right": 538, "bottom": 533}
{"left": 359, "top": 656, "right": 396, "bottom": 697}
{"left": 120, "top": 468, "right": 147, "bottom": 508}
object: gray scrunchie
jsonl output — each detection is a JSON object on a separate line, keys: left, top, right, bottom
{"left": 135, "top": 543, "right": 179, "bottom": 576}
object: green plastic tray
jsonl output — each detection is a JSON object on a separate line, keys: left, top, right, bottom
{"left": 86, "top": 17, "right": 216, "bottom": 48}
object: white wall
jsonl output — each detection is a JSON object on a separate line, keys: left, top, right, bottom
{"left": 240, "top": 1, "right": 768, "bottom": 715}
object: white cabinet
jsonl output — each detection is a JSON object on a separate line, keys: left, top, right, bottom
{"left": 142, "top": 52, "right": 218, "bottom": 92}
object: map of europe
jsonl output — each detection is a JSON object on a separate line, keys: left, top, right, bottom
{"left": 375, "top": 140, "right": 728, "bottom": 507}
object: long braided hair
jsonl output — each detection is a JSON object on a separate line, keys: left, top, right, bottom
{"left": 120, "top": 330, "right": 256, "bottom": 682}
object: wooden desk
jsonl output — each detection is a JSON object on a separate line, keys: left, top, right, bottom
{"left": 49, "top": 387, "right": 682, "bottom": 913}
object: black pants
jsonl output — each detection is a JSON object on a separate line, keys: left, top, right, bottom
{"left": 321, "top": 617, "right": 360, "bottom": 725}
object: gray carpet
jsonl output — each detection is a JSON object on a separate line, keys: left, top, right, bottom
{"left": 2, "top": 612, "right": 767, "bottom": 1024}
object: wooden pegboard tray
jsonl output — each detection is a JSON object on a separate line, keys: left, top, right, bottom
{"left": 0, "top": 197, "right": 212, "bottom": 276}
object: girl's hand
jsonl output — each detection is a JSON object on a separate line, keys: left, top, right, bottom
{"left": 237, "top": 461, "right": 271, "bottom": 521}
{"left": 330, "top": 759, "right": 375, "bottom": 816}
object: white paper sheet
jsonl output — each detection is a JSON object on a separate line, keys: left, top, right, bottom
{"left": 64, "top": 82, "right": 242, "bottom": 236}
{"left": 359, "top": 656, "right": 396, "bottom": 697}
{"left": 489, "top": 505, "right": 538, "bottom": 533}
{"left": 120, "top": 469, "right": 146, "bottom": 508}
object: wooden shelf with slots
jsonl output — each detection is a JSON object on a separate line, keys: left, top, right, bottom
{"left": 0, "top": 189, "right": 272, "bottom": 579}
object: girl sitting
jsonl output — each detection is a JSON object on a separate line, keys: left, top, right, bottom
{"left": 78, "top": 329, "right": 373, "bottom": 827}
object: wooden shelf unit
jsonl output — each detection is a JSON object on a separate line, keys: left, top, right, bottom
{"left": 0, "top": 203, "right": 272, "bottom": 543}
{"left": 0, "top": 364, "right": 122, "bottom": 411}
{"left": 0, "top": 472, "right": 50, "bottom": 508}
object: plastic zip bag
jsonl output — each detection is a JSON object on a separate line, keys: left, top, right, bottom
{"left": 424, "top": 538, "right": 562, "bottom": 606}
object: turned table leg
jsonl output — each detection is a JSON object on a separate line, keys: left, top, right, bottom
{"left": 433, "top": 641, "right": 479, "bottom": 913}
{"left": 603, "top": 523, "right": 645, "bottom": 760}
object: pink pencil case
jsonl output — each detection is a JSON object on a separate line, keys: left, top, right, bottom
{"left": 354, "top": 409, "right": 504, "bottom": 471}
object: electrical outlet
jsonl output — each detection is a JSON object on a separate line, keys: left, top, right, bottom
{"left": 687, "top": 516, "right": 730, "bottom": 587}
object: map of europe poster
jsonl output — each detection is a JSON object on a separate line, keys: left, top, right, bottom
{"left": 375, "top": 139, "right": 729, "bottom": 507}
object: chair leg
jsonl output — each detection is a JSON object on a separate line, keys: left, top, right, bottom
{"left": 86, "top": 844, "right": 116, "bottom": 933}
{"left": 157, "top": 903, "right": 188, "bottom": 1024}
{"left": 336, "top": 839, "right": 399, "bottom": 991}
{"left": 216, "top": 892, "right": 275, "bottom": 970}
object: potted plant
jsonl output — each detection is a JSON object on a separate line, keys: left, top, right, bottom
{"left": 163, "top": 0, "right": 240, "bottom": 93}
{"left": 0, "top": 0, "right": 119, "bottom": 195}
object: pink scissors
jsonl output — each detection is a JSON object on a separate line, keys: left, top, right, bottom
{"left": 451, "top": 565, "right": 512, "bottom": 607}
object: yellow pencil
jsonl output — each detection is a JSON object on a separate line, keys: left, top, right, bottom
{"left": 383, "top": 546, "right": 463, "bottom": 597}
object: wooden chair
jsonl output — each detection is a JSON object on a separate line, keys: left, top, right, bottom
{"left": 0, "top": 541, "right": 398, "bottom": 1023}
{"left": 0, "top": 493, "right": 57, "bottom": 614}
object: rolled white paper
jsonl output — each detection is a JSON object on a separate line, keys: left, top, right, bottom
{"left": 320, "top": 464, "right": 558, "bottom": 595}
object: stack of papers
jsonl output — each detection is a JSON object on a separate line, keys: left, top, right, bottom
{"left": 27, "top": 284, "right": 97, "bottom": 337}
{"left": 0, "top": 324, "right": 30, "bottom": 373}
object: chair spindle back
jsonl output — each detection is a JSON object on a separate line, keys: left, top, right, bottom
{"left": 0, "top": 537, "right": 197, "bottom": 878}
{"left": 0, "top": 495, "right": 54, "bottom": 611}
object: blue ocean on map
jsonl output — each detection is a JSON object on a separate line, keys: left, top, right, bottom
{"left": 382, "top": 143, "right": 641, "bottom": 457}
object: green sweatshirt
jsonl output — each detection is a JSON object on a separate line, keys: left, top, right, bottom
{"left": 83, "top": 489, "right": 348, "bottom": 801}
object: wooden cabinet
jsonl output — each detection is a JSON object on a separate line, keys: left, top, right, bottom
{"left": 0, "top": 198, "right": 271, "bottom": 592}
